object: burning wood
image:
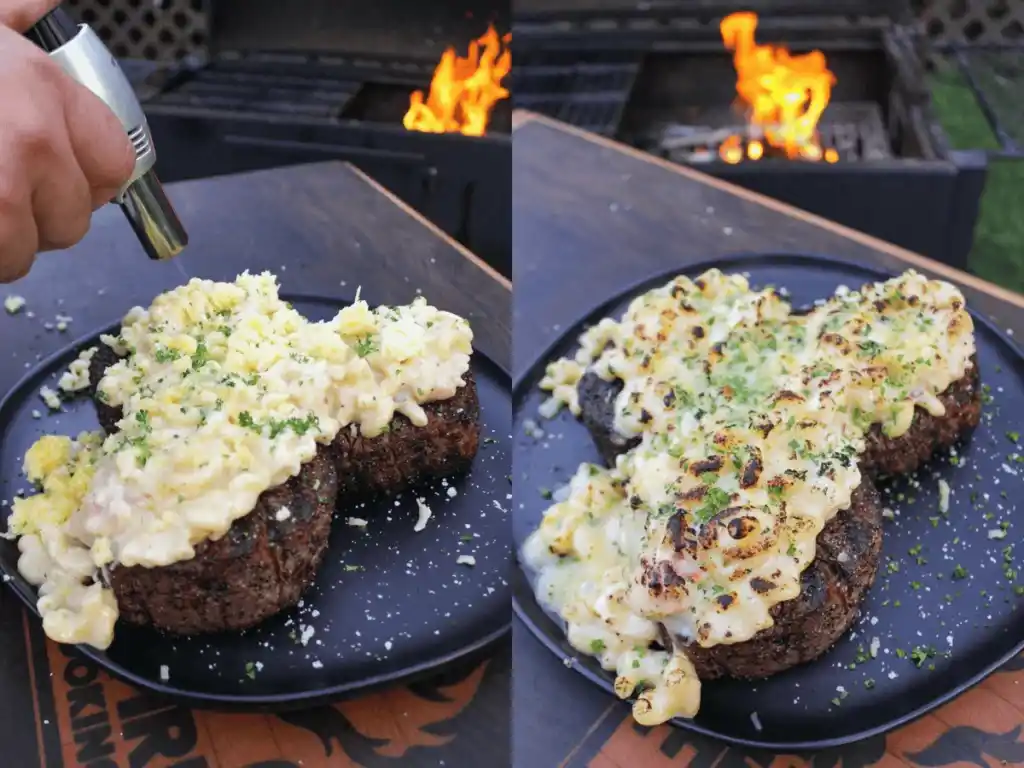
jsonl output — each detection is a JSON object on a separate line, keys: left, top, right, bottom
{"left": 719, "top": 11, "right": 838, "bottom": 164}
{"left": 403, "top": 25, "right": 511, "bottom": 137}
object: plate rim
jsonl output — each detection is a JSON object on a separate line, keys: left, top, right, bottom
{"left": 511, "top": 250, "right": 1024, "bottom": 749}
{"left": 0, "top": 291, "right": 512, "bottom": 709}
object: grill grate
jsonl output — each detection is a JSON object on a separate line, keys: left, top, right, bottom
{"left": 644, "top": 101, "right": 892, "bottom": 163}
{"left": 66, "top": 0, "right": 209, "bottom": 61}
{"left": 147, "top": 62, "right": 363, "bottom": 119}
{"left": 511, "top": 50, "right": 641, "bottom": 136}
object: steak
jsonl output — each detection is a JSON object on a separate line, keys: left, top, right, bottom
{"left": 667, "top": 478, "right": 883, "bottom": 680}
{"left": 86, "top": 337, "right": 479, "bottom": 635}
{"left": 861, "top": 355, "right": 981, "bottom": 476}
{"left": 109, "top": 449, "right": 338, "bottom": 635}
{"left": 577, "top": 358, "right": 981, "bottom": 472}
{"left": 331, "top": 371, "right": 480, "bottom": 497}
{"left": 575, "top": 356, "right": 977, "bottom": 682}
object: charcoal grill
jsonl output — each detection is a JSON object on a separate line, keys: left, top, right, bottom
{"left": 66, "top": 0, "right": 512, "bottom": 278}
{"left": 512, "top": 0, "right": 985, "bottom": 271}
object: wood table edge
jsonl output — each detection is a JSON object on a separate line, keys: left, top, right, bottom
{"left": 512, "top": 109, "right": 536, "bottom": 132}
{"left": 512, "top": 111, "right": 1023, "bottom": 311}
{"left": 344, "top": 163, "right": 512, "bottom": 293}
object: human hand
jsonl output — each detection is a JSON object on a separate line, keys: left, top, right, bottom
{"left": 0, "top": 2, "right": 135, "bottom": 282}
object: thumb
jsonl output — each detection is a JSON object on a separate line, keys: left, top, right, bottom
{"left": 60, "top": 72, "right": 136, "bottom": 196}
{"left": 0, "top": 0, "right": 63, "bottom": 33}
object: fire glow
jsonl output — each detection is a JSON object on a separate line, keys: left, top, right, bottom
{"left": 403, "top": 25, "right": 511, "bottom": 137}
{"left": 720, "top": 11, "right": 839, "bottom": 164}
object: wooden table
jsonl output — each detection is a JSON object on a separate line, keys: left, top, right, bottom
{"left": 0, "top": 161, "right": 510, "bottom": 768}
{"left": 511, "top": 111, "right": 1024, "bottom": 768}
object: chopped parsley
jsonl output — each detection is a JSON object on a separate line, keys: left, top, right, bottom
{"left": 190, "top": 341, "right": 210, "bottom": 371}
{"left": 590, "top": 639, "right": 606, "bottom": 654}
{"left": 693, "top": 486, "right": 731, "bottom": 524}
{"left": 951, "top": 565, "right": 968, "bottom": 580}
{"left": 910, "top": 646, "right": 936, "bottom": 668}
{"left": 355, "top": 335, "right": 378, "bottom": 358}
{"left": 154, "top": 347, "right": 181, "bottom": 363}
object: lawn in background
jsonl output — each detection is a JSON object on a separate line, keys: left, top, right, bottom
{"left": 928, "top": 57, "right": 1024, "bottom": 294}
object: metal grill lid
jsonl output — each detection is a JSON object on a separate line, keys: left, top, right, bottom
{"left": 513, "top": 0, "right": 913, "bottom": 24}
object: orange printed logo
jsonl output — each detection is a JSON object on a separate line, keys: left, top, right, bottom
{"left": 30, "top": 604, "right": 492, "bottom": 768}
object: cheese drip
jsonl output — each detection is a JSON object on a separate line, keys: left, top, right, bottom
{"left": 9, "top": 272, "right": 473, "bottom": 649}
{"left": 525, "top": 268, "right": 975, "bottom": 725}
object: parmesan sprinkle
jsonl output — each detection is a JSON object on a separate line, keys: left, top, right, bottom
{"left": 414, "top": 498, "right": 433, "bottom": 532}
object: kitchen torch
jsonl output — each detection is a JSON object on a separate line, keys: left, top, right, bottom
{"left": 24, "top": 6, "right": 188, "bottom": 261}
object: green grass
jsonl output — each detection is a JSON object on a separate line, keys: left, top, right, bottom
{"left": 928, "top": 59, "right": 1024, "bottom": 293}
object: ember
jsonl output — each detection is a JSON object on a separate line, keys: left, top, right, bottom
{"left": 403, "top": 25, "right": 512, "bottom": 137}
{"left": 720, "top": 11, "right": 839, "bottom": 163}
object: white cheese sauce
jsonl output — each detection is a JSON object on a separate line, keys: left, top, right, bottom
{"left": 526, "top": 269, "right": 975, "bottom": 725}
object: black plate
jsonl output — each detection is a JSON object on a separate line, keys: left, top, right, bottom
{"left": 1, "top": 294, "right": 511, "bottom": 708}
{"left": 512, "top": 253, "right": 1024, "bottom": 749}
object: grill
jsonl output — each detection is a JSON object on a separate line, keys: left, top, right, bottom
{"left": 511, "top": 3, "right": 984, "bottom": 270}
{"left": 135, "top": 47, "right": 511, "bottom": 276}
{"left": 510, "top": 50, "right": 641, "bottom": 136}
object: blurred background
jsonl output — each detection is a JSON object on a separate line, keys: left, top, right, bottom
{"left": 67, "top": 1, "right": 1024, "bottom": 292}
{"left": 62, "top": 0, "right": 512, "bottom": 277}
{"left": 510, "top": 0, "right": 1024, "bottom": 291}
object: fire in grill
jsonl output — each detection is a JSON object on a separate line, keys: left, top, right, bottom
{"left": 511, "top": 3, "right": 985, "bottom": 270}
{"left": 646, "top": 12, "right": 891, "bottom": 165}
{"left": 403, "top": 24, "right": 512, "bottom": 136}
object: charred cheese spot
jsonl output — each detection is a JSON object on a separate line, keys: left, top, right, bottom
{"left": 691, "top": 456, "right": 723, "bottom": 475}
{"left": 739, "top": 451, "right": 763, "bottom": 488}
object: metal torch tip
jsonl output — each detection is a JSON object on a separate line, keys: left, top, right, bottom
{"left": 118, "top": 171, "right": 188, "bottom": 261}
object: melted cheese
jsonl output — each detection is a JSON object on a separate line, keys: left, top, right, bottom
{"left": 525, "top": 268, "right": 975, "bottom": 725}
{"left": 9, "top": 272, "right": 472, "bottom": 649}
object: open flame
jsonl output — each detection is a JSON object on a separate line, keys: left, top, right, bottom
{"left": 403, "top": 25, "right": 511, "bottom": 137}
{"left": 719, "top": 11, "right": 838, "bottom": 163}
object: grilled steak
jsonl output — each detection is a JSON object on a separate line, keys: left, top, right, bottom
{"left": 861, "top": 355, "right": 981, "bottom": 476}
{"left": 575, "top": 356, "right": 976, "bottom": 682}
{"left": 667, "top": 478, "right": 883, "bottom": 680}
{"left": 109, "top": 449, "right": 338, "bottom": 634}
{"left": 86, "top": 337, "right": 479, "bottom": 635}
{"left": 577, "top": 358, "right": 981, "bottom": 473}
{"left": 332, "top": 371, "right": 480, "bottom": 497}
{"left": 577, "top": 372, "right": 639, "bottom": 466}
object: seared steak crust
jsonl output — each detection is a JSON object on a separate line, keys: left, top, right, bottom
{"left": 109, "top": 449, "right": 338, "bottom": 634}
{"left": 86, "top": 337, "right": 479, "bottom": 635}
{"left": 332, "top": 371, "right": 480, "bottom": 497}
{"left": 578, "top": 372, "right": 637, "bottom": 466}
{"left": 673, "top": 478, "right": 883, "bottom": 680}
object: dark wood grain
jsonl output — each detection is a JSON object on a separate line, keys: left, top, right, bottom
{"left": 511, "top": 113, "right": 1024, "bottom": 767}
